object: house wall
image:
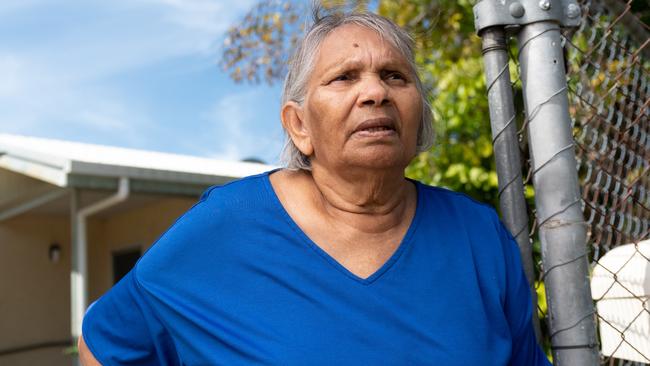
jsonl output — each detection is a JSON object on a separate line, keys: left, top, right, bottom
{"left": 0, "top": 214, "right": 74, "bottom": 366}
{"left": 0, "top": 169, "right": 58, "bottom": 210}
{"left": 0, "top": 196, "right": 195, "bottom": 366}
{"left": 88, "top": 197, "right": 195, "bottom": 300}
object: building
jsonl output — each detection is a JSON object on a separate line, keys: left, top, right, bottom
{"left": 0, "top": 134, "right": 273, "bottom": 365}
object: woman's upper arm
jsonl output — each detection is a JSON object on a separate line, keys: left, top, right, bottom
{"left": 78, "top": 334, "right": 102, "bottom": 366}
{"left": 81, "top": 270, "right": 179, "bottom": 365}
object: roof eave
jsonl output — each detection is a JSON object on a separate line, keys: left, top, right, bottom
{"left": 0, "top": 154, "right": 68, "bottom": 187}
{"left": 68, "top": 160, "right": 240, "bottom": 186}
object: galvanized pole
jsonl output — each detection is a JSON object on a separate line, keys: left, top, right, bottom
{"left": 473, "top": 0, "right": 598, "bottom": 364}
{"left": 479, "top": 26, "right": 540, "bottom": 341}
{"left": 517, "top": 19, "right": 598, "bottom": 365}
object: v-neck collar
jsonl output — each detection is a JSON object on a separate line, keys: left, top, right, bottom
{"left": 262, "top": 170, "right": 423, "bottom": 286}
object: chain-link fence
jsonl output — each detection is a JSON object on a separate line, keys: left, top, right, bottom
{"left": 504, "top": 0, "right": 649, "bottom": 364}
{"left": 569, "top": 1, "right": 649, "bottom": 364}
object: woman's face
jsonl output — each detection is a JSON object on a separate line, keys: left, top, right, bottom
{"left": 299, "top": 24, "right": 423, "bottom": 171}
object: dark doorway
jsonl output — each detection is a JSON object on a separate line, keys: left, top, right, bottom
{"left": 112, "top": 248, "right": 141, "bottom": 284}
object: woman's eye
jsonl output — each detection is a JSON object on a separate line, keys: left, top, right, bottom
{"left": 385, "top": 71, "right": 406, "bottom": 81}
{"left": 331, "top": 74, "right": 351, "bottom": 82}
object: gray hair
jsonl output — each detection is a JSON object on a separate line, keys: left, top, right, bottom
{"left": 280, "top": 10, "right": 435, "bottom": 170}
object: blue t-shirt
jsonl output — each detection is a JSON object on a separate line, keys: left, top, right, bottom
{"left": 82, "top": 171, "right": 550, "bottom": 365}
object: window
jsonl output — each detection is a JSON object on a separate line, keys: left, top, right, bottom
{"left": 112, "top": 248, "right": 141, "bottom": 284}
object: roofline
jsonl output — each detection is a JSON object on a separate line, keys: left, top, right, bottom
{"left": 67, "top": 174, "right": 231, "bottom": 197}
{"left": 68, "top": 160, "right": 254, "bottom": 186}
{"left": 0, "top": 143, "right": 71, "bottom": 172}
{"left": 0, "top": 154, "right": 68, "bottom": 187}
{"left": 0, "top": 136, "right": 276, "bottom": 191}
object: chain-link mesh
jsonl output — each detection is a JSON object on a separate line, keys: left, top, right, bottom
{"left": 506, "top": 0, "right": 649, "bottom": 364}
{"left": 569, "top": 1, "right": 649, "bottom": 364}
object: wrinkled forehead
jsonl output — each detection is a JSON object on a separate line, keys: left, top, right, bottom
{"left": 317, "top": 23, "right": 407, "bottom": 60}
{"left": 311, "top": 24, "right": 413, "bottom": 73}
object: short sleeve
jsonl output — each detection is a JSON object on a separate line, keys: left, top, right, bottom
{"left": 82, "top": 270, "right": 179, "bottom": 366}
{"left": 497, "top": 221, "right": 552, "bottom": 366}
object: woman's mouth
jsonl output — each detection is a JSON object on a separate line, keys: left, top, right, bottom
{"left": 352, "top": 118, "right": 398, "bottom": 137}
{"left": 363, "top": 126, "right": 394, "bottom": 132}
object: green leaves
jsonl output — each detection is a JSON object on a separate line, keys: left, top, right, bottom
{"left": 407, "top": 36, "right": 497, "bottom": 205}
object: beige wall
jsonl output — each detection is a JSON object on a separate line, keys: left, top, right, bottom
{"left": 0, "top": 214, "right": 72, "bottom": 366}
{"left": 0, "top": 169, "right": 58, "bottom": 210}
{"left": 88, "top": 196, "right": 195, "bottom": 300}
{"left": 0, "top": 195, "right": 196, "bottom": 366}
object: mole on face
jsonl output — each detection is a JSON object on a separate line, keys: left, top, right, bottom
{"left": 352, "top": 43, "right": 359, "bottom": 48}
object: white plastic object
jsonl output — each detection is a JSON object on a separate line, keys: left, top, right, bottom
{"left": 591, "top": 239, "right": 650, "bottom": 363}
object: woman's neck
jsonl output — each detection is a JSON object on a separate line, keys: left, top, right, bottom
{"left": 306, "top": 164, "right": 415, "bottom": 234}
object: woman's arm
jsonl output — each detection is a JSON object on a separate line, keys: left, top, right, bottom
{"left": 78, "top": 334, "right": 102, "bottom": 366}
{"left": 80, "top": 269, "right": 181, "bottom": 365}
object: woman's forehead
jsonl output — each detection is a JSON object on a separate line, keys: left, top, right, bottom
{"left": 321, "top": 24, "right": 390, "bottom": 52}
{"left": 314, "top": 25, "right": 408, "bottom": 70}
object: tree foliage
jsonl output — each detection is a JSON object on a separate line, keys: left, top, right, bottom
{"left": 222, "top": 0, "right": 500, "bottom": 207}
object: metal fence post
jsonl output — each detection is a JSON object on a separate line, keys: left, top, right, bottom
{"left": 474, "top": 1, "right": 599, "bottom": 365}
{"left": 479, "top": 27, "right": 540, "bottom": 341}
{"left": 517, "top": 19, "right": 598, "bottom": 365}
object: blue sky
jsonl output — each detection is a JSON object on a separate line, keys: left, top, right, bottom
{"left": 0, "top": 0, "right": 285, "bottom": 164}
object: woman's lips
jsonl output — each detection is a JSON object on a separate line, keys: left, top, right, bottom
{"left": 352, "top": 118, "right": 398, "bottom": 138}
{"left": 353, "top": 127, "right": 397, "bottom": 138}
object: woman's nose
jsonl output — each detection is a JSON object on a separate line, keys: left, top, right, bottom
{"left": 358, "top": 76, "right": 390, "bottom": 107}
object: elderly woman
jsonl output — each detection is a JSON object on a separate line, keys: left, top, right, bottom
{"left": 79, "top": 10, "right": 550, "bottom": 366}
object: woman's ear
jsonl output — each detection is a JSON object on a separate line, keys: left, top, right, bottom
{"left": 281, "top": 101, "right": 314, "bottom": 157}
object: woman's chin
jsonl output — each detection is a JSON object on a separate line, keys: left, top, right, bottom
{"left": 343, "top": 148, "right": 414, "bottom": 170}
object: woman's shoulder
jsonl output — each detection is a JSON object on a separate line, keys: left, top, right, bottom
{"left": 413, "top": 180, "right": 515, "bottom": 261}
{"left": 162, "top": 171, "right": 276, "bottom": 232}
{"left": 414, "top": 181, "right": 523, "bottom": 304}
{"left": 133, "top": 171, "right": 280, "bottom": 279}
{"left": 414, "top": 181, "right": 500, "bottom": 223}
{"left": 199, "top": 170, "right": 274, "bottom": 205}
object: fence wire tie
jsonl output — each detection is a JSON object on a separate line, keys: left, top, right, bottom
{"left": 518, "top": 86, "right": 568, "bottom": 137}
{"left": 549, "top": 309, "right": 597, "bottom": 339}
{"left": 512, "top": 223, "right": 529, "bottom": 240}
{"left": 492, "top": 115, "right": 516, "bottom": 145}
{"left": 486, "top": 63, "right": 510, "bottom": 94}
{"left": 562, "top": 35, "right": 586, "bottom": 55}
{"left": 497, "top": 171, "right": 523, "bottom": 199}
{"left": 532, "top": 143, "right": 575, "bottom": 177}
{"left": 541, "top": 249, "right": 588, "bottom": 282}
{"left": 526, "top": 86, "right": 568, "bottom": 124}
{"left": 518, "top": 28, "right": 557, "bottom": 55}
